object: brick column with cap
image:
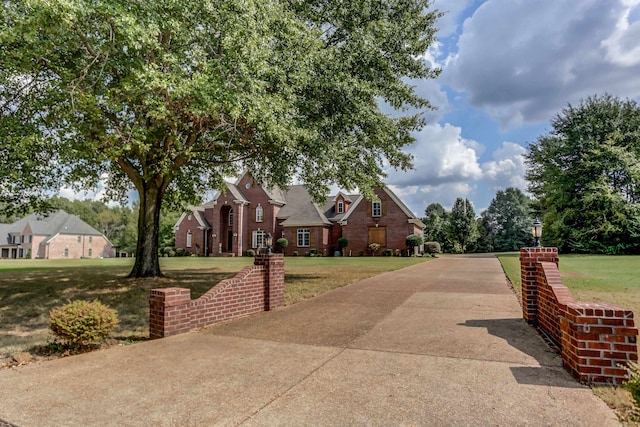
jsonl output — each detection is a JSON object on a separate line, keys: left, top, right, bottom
{"left": 520, "top": 247, "right": 559, "bottom": 324}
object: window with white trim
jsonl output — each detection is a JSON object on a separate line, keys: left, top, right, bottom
{"left": 337, "top": 200, "right": 344, "bottom": 213}
{"left": 228, "top": 209, "right": 234, "bottom": 226}
{"left": 297, "top": 228, "right": 310, "bottom": 247}
{"left": 88, "top": 248, "right": 92, "bottom": 257}
{"left": 186, "top": 231, "right": 192, "bottom": 247}
{"left": 372, "top": 200, "right": 382, "bottom": 217}
{"left": 89, "top": 236, "right": 92, "bottom": 243}
{"left": 77, "top": 236, "right": 81, "bottom": 243}
{"left": 252, "top": 230, "right": 266, "bottom": 249}
{"left": 64, "top": 248, "right": 69, "bottom": 257}
{"left": 256, "top": 204, "right": 264, "bottom": 222}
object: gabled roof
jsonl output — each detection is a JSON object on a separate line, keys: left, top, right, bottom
{"left": 337, "top": 187, "right": 425, "bottom": 228}
{"left": 324, "top": 193, "right": 360, "bottom": 221}
{"left": 277, "top": 185, "right": 332, "bottom": 226}
{"left": 174, "top": 207, "right": 211, "bottom": 230}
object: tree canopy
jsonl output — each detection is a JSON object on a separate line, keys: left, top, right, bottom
{"left": 481, "top": 187, "right": 534, "bottom": 252}
{"left": 526, "top": 94, "right": 640, "bottom": 254}
{"left": 449, "top": 197, "right": 478, "bottom": 253}
{"left": 1, "top": 0, "right": 442, "bottom": 276}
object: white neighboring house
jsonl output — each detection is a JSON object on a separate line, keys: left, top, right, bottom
{"left": 0, "top": 210, "right": 116, "bottom": 259}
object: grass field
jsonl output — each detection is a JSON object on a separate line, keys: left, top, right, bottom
{"left": 496, "top": 253, "right": 640, "bottom": 314}
{"left": 0, "top": 256, "right": 429, "bottom": 357}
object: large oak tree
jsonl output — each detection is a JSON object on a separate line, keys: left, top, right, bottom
{"left": 526, "top": 94, "right": 640, "bottom": 254}
{"left": 1, "top": 0, "right": 442, "bottom": 276}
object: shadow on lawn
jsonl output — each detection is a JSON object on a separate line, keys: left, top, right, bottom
{"left": 0, "top": 266, "right": 238, "bottom": 355}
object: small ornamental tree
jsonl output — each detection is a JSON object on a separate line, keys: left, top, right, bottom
{"left": 406, "top": 234, "right": 424, "bottom": 249}
{"left": 337, "top": 237, "right": 348, "bottom": 255}
{"left": 276, "top": 238, "right": 288, "bottom": 253}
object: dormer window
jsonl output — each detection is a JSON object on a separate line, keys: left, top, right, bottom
{"left": 337, "top": 200, "right": 344, "bottom": 214}
{"left": 256, "top": 204, "right": 264, "bottom": 222}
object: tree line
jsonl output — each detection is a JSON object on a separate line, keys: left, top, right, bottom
{"left": 422, "top": 188, "right": 536, "bottom": 254}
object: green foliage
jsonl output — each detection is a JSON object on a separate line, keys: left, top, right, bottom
{"left": 405, "top": 234, "right": 423, "bottom": 248}
{"left": 422, "top": 203, "right": 453, "bottom": 252}
{"left": 449, "top": 198, "right": 478, "bottom": 253}
{"left": 276, "top": 238, "right": 288, "bottom": 251}
{"left": 526, "top": 94, "right": 640, "bottom": 254}
{"left": 48, "top": 300, "right": 119, "bottom": 346}
{"left": 292, "top": 251, "right": 299, "bottom": 257}
{"left": 623, "top": 362, "right": 640, "bottom": 406}
{"left": 425, "top": 242, "right": 441, "bottom": 255}
{"left": 245, "top": 249, "right": 256, "bottom": 257}
{"left": 482, "top": 188, "right": 535, "bottom": 251}
{"left": 337, "top": 237, "right": 348, "bottom": 248}
{"left": 1, "top": 0, "right": 442, "bottom": 277}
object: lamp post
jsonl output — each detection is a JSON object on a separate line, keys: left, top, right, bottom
{"left": 265, "top": 233, "right": 273, "bottom": 255}
{"left": 531, "top": 219, "right": 543, "bottom": 248}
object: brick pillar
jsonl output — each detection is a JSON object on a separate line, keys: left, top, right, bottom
{"left": 255, "top": 253, "right": 285, "bottom": 311}
{"left": 149, "top": 288, "right": 192, "bottom": 339}
{"left": 520, "top": 247, "right": 559, "bottom": 324}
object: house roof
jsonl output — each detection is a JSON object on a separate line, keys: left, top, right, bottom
{"left": 277, "top": 185, "right": 332, "bottom": 226}
{"left": 324, "top": 193, "right": 360, "bottom": 221}
{"left": 0, "top": 224, "right": 13, "bottom": 245}
{"left": 174, "top": 207, "right": 212, "bottom": 230}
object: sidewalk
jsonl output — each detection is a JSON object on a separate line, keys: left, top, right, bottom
{"left": 0, "top": 256, "right": 620, "bottom": 426}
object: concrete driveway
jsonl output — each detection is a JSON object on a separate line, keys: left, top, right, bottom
{"left": 0, "top": 256, "right": 620, "bottom": 426}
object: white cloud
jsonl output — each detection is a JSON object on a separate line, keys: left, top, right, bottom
{"left": 480, "top": 142, "right": 528, "bottom": 192}
{"left": 443, "top": 0, "right": 640, "bottom": 128}
{"left": 386, "top": 123, "right": 482, "bottom": 188}
{"left": 432, "top": 0, "right": 476, "bottom": 38}
{"left": 601, "top": 1, "right": 640, "bottom": 66}
{"left": 384, "top": 123, "right": 484, "bottom": 214}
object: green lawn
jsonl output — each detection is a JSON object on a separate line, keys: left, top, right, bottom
{"left": 496, "top": 253, "right": 640, "bottom": 313}
{"left": 0, "top": 256, "right": 429, "bottom": 357}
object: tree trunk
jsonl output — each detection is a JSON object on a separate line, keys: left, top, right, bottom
{"left": 129, "top": 181, "right": 163, "bottom": 278}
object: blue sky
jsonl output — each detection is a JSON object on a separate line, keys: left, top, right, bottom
{"left": 384, "top": 0, "right": 640, "bottom": 216}
{"left": 61, "top": 0, "right": 640, "bottom": 217}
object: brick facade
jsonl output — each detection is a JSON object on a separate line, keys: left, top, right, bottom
{"left": 520, "top": 248, "right": 638, "bottom": 384}
{"left": 175, "top": 175, "right": 424, "bottom": 258}
{"left": 149, "top": 254, "right": 284, "bottom": 339}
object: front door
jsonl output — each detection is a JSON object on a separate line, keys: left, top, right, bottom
{"left": 227, "top": 230, "right": 233, "bottom": 253}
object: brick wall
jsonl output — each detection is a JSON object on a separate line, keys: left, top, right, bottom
{"left": 520, "top": 248, "right": 638, "bottom": 384}
{"left": 149, "top": 254, "right": 284, "bottom": 338}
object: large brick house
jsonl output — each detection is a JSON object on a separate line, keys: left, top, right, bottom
{"left": 0, "top": 210, "right": 116, "bottom": 259}
{"left": 175, "top": 174, "right": 425, "bottom": 256}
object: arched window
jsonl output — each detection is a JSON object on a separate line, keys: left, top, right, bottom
{"left": 228, "top": 208, "right": 234, "bottom": 226}
{"left": 256, "top": 204, "right": 264, "bottom": 222}
{"left": 186, "top": 230, "right": 192, "bottom": 247}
